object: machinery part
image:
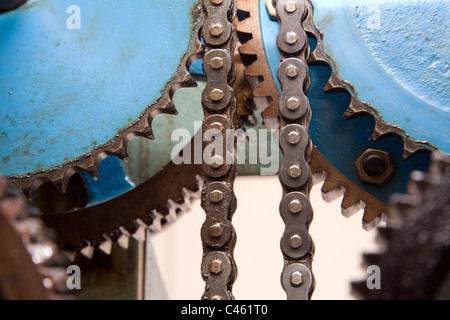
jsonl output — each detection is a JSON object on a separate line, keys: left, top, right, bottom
{"left": 236, "top": 0, "right": 433, "bottom": 226}
{"left": 41, "top": 140, "right": 202, "bottom": 256}
{"left": 199, "top": 0, "right": 238, "bottom": 300}
{"left": 309, "top": 0, "right": 447, "bottom": 154}
{"left": 273, "top": 0, "right": 314, "bottom": 300}
{"left": 1, "top": 0, "right": 203, "bottom": 196}
{"left": 32, "top": 33, "right": 253, "bottom": 258}
{"left": 352, "top": 152, "right": 450, "bottom": 300}
{"left": 0, "top": 177, "right": 70, "bottom": 299}
{"left": 356, "top": 149, "right": 394, "bottom": 186}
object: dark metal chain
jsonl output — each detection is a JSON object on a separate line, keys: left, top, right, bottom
{"left": 273, "top": 0, "right": 315, "bottom": 300}
{"left": 199, "top": 0, "right": 238, "bottom": 300}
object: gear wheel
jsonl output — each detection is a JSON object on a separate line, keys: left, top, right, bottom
{"left": 352, "top": 152, "right": 450, "bottom": 300}
{"left": 235, "top": 0, "right": 435, "bottom": 227}
{"left": 1, "top": 1, "right": 203, "bottom": 197}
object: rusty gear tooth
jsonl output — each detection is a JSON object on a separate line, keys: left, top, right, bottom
{"left": 41, "top": 162, "right": 203, "bottom": 257}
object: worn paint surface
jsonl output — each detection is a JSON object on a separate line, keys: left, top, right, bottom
{"left": 312, "top": 0, "right": 449, "bottom": 151}
{"left": 0, "top": 0, "right": 198, "bottom": 176}
{"left": 259, "top": 0, "right": 432, "bottom": 203}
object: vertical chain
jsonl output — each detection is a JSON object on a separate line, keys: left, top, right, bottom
{"left": 273, "top": 0, "right": 315, "bottom": 300}
{"left": 199, "top": 0, "right": 238, "bottom": 300}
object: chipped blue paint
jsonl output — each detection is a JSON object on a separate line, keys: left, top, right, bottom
{"left": 0, "top": 0, "right": 199, "bottom": 177}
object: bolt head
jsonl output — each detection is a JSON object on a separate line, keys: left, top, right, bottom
{"left": 209, "top": 259, "right": 223, "bottom": 274}
{"left": 285, "top": 65, "right": 299, "bottom": 78}
{"left": 289, "top": 234, "right": 303, "bottom": 249}
{"left": 291, "top": 271, "right": 303, "bottom": 287}
{"left": 285, "top": 31, "right": 299, "bottom": 45}
{"left": 288, "top": 199, "right": 303, "bottom": 214}
{"left": 286, "top": 97, "right": 301, "bottom": 111}
{"left": 209, "top": 190, "right": 224, "bottom": 203}
{"left": 356, "top": 149, "right": 394, "bottom": 186}
{"left": 288, "top": 164, "right": 302, "bottom": 178}
{"left": 210, "top": 89, "right": 224, "bottom": 102}
{"left": 210, "top": 57, "right": 224, "bottom": 70}
{"left": 287, "top": 131, "right": 301, "bottom": 145}
{"left": 363, "top": 155, "right": 387, "bottom": 177}
{"left": 209, "top": 223, "right": 224, "bottom": 238}
{"left": 285, "top": 1, "right": 298, "bottom": 13}
{"left": 209, "top": 24, "right": 224, "bottom": 37}
{"left": 210, "top": 0, "right": 224, "bottom": 5}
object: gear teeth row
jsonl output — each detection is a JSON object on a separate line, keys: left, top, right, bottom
{"left": 63, "top": 175, "right": 203, "bottom": 260}
{"left": 236, "top": 0, "right": 388, "bottom": 227}
{"left": 236, "top": 0, "right": 281, "bottom": 125}
{"left": 302, "top": 1, "right": 435, "bottom": 160}
{"left": 0, "top": 178, "right": 71, "bottom": 299}
{"left": 9, "top": 6, "right": 204, "bottom": 199}
{"left": 352, "top": 152, "right": 450, "bottom": 300}
{"left": 310, "top": 148, "right": 388, "bottom": 229}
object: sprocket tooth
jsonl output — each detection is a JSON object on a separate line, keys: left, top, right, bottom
{"left": 117, "top": 227, "right": 130, "bottom": 250}
{"left": 61, "top": 249, "right": 77, "bottom": 262}
{"left": 80, "top": 241, "right": 95, "bottom": 259}
{"left": 239, "top": 39, "right": 258, "bottom": 55}
{"left": 149, "top": 211, "right": 163, "bottom": 233}
{"left": 131, "top": 220, "right": 147, "bottom": 243}
{"left": 99, "top": 236, "right": 113, "bottom": 255}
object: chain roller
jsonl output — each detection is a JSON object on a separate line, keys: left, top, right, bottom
{"left": 200, "top": 0, "right": 238, "bottom": 300}
{"left": 273, "top": 0, "right": 315, "bottom": 300}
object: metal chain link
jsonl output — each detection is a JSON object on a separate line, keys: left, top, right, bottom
{"left": 273, "top": 0, "right": 315, "bottom": 300}
{"left": 200, "top": 0, "right": 238, "bottom": 300}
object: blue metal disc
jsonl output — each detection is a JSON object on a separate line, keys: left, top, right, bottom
{"left": 0, "top": 0, "right": 199, "bottom": 177}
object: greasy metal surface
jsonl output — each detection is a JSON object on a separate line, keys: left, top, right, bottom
{"left": 352, "top": 152, "right": 450, "bottom": 300}
{"left": 0, "top": 178, "right": 69, "bottom": 299}
{"left": 1, "top": 0, "right": 202, "bottom": 194}
{"left": 41, "top": 143, "right": 202, "bottom": 252}
{"left": 312, "top": 0, "right": 449, "bottom": 152}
